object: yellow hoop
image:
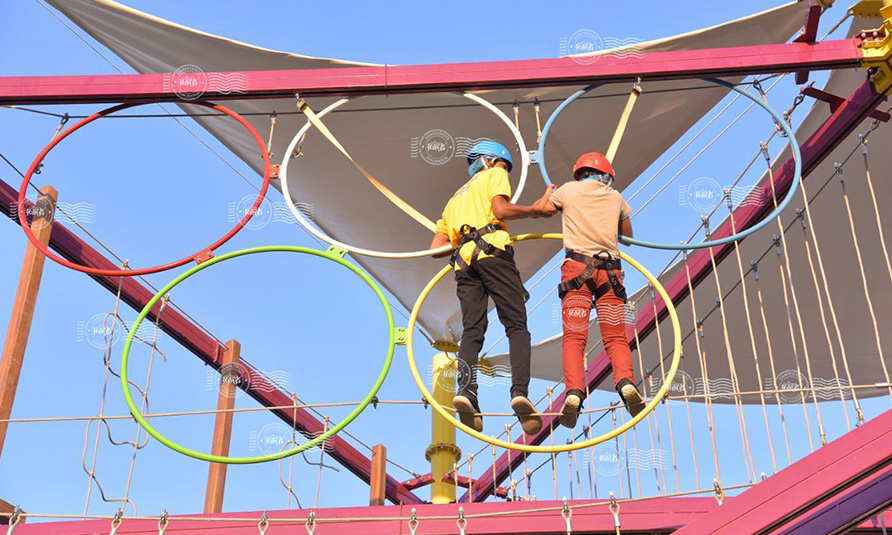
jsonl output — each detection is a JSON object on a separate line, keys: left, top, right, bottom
{"left": 406, "top": 233, "right": 682, "bottom": 453}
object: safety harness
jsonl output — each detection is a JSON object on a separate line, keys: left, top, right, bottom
{"left": 449, "top": 223, "right": 514, "bottom": 271}
{"left": 557, "top": 250, "right": 627, "bottom": 303}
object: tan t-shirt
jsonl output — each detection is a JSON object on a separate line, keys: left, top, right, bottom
{"left": 549, "top": 179, "right": 631, "bottom": 259}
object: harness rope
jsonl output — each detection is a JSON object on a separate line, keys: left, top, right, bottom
{"left": 296, "top": 98, "right": 437, "bottom": 233}
{"left": 605, "top": 80, "right": 642, "bottom": 163}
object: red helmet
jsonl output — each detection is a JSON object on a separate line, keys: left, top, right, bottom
{"left": 573, "top": 152, "right": 615, "bottom": 180}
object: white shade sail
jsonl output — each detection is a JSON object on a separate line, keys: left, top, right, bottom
{"left": 48, "top": 0, "right": 808, "bottom": 349}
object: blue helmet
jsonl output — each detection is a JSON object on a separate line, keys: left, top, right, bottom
{"left": 467, "top": 140, "right": 513, "bottom": 177}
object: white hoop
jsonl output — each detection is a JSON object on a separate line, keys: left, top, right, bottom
{"left": 279, "top": 92, "right": 530, "bottom": 259}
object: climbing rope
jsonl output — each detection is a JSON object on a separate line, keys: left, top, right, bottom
{"left": 834, "top": 162, "right": 892, "bottom": 403}
{"left": 605, "top": 79, "right": 643, "bottom": 163}
{"left": 295, "top": 98, "right": 437, "bottom": 233}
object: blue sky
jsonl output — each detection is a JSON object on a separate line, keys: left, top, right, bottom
{"left": 0, "top": 0, "right": 881, "bottom": 524}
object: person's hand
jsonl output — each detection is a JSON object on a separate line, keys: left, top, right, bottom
{"left": 541, "top": 185, "right": 559, "bottom": 216}
{"left": 533, "top": 194, "right": 557, "bottom": 218}
{"left": 542, "top": 184, "right": 558, "bottom": 199}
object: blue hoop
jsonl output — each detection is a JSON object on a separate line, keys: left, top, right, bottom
{"left": 534, "top": 78, "right": 802, "bottom": 250}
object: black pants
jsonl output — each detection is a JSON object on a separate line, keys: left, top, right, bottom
{"left": 455, "top": 254, "right": 531, "bottom": 399}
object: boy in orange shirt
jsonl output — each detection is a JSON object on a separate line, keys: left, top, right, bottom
{"left": 534, "top": 152, "right": 644, "bottom": 428}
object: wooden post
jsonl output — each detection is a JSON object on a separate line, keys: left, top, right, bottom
{"left": 369, "top": 444, "right": 387, "bottom": 506}
{"left": 0, "top": 498, "right": 20, "bottom": 526}
{"left": 203, "top": 339, "right": 241, "bottom": 513}
{"left": 0, "top": 186, "right": 57, "bottom": 463}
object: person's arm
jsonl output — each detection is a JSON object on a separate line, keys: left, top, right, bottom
{"left": 492, "top": 185, "right": 557, "bottom": 220}
{"left": 533, "top": 192, "right": 558, "bottom": 217}
{"left": 618, "top": 197, "right": 633, "bottom": 241}
{"left": 619, "top": 217, "right": 633, "bottom": 240}
{"left": 431, "top": 214, "right": 455, "bottom": 258}
{"left": 430, "top": 231, "right": 454, "bottom": 258}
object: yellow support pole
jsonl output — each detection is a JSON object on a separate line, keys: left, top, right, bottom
{"left": 427, "top": 352, "right": 461, "bottom": 504}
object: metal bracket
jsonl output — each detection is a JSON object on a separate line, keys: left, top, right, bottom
{"left": 193, "top": 249, "right": 215, "bottom": 264}
{"left": 324, "top": 245, "right": 347, "bottom": 259}
{"left": 394, "top": 327, "right": 407, "bottom": 346}
{"left": 432, "top": 340, "right": 460, "bottom": 352}
{"left": 852, "top": 1, "right": 892, "bottom": 94}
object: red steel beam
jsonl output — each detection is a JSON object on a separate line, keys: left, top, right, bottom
{"left": 401, "top": 472, "right": 510, "bottom": 499}
{"left": 803, "top": 85, "right": 892, "bottom": 122}
{"left": 793, "top": 1, "right": 824, "bottom": 84}
{"left": 401, "top": 473, "right": 434, "bottom": 491}
{"left": 443, "top": 473, "right": 509, "bottom": 500}
{"left": 674, "top": 409, "right": 892, "bottom": 535}
{"left": 0, "top": 179, "right": 422, "bottom": 506}
{"left": 9, "top": 497, "right": 892, "bottom": 535}
{"left": 465, "top": 77, "right": 889, "bottom": 502}
{"left": 793, "top": 2, "right": 823, "bottom": 45}
{"left": 0, "top": 40, "right": 862, "bottom": 105}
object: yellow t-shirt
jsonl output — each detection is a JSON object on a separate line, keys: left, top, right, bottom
{"left": 436, "top": 167, "right": 513, "bottom": 269}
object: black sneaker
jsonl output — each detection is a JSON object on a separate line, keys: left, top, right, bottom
{"left": 616, "top": 378, "right": 645, "bottom": 417}
{"left": 453, "top": 391, "right": 483, "bottom": 432}
{"left": 510, "top": 395, "right": 543, "bottom": 435}
{"left": 560, "top": 389, "right": 585, "bottom": 429}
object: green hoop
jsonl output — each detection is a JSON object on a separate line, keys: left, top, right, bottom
{"left": 120, "top": 245, "right": 396, "bottom": 464}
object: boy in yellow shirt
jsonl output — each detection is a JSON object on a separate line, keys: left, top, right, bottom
{"left": 430, "top": 141, "right": 555, "bottom": 435}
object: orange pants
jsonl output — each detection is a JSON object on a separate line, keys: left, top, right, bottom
{"left": 560, "top": 260, "right": 634, "bottom": 391}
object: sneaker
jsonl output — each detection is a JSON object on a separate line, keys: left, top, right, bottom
{"left": 510, "top": 395, "right": 543, "bottom": 435}
{"left": 560, "top": 389, "right": 585, "bottom": 429}
{"left": 616, "top": 378, "right": 645, "bottom": 417}
{"left": 453, "top": 392, "right": 483, "bottom": 432}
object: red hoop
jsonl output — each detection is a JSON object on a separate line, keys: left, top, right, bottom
{"left": 17, "top": 101, "right": 271, "bottom": 277}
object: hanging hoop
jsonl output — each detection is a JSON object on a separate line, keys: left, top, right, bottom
{"left": 18, "top": 100, "right": 273, "bottom": 276}
{"left": 405, "top": 234, "right": 681, "bottom": 452}
{"left": 279, "top": 92, "right": 529, "bottom": 259}
{"left": 120, "top": 246, "right": 396, "bottom": 464}
{"left": 535, "top": 78, "right": 802, "bottom": 250}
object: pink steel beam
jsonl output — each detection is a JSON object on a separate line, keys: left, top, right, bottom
{"left": 0, "top": 179, "right": 422, "bottom": 506}
{"left": 771, "top": 462, "right": 892, "bottom": 535}
{"left": 6, "top": 498, "right": 718, "bottom": 535}
{"left": 9, "top": 498, "right": 892, "bottom": 535}
{"left": 674, "top": 409, "right": 892, "bottom": 535}
{"left": 465, "top": 77, "right": 889, "bottom": 502}
{"left": 0, "top": 40, "right": 862, "bottom": 105}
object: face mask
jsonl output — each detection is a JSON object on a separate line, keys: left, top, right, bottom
{"left": 577, "top": 170, "right": 614, "bottom": 186}
{"left": 468, "top": 156, "right": 486, "bottom": 177}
